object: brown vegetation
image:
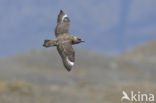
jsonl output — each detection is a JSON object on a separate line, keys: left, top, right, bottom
{"left": 0, "top": 42, "right": 156, "bottom": 103}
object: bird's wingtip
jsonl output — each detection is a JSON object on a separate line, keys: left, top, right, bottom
{"left": 60, "top": 10, "right": 64, "bottom": 13}
{"left": 66, "top": 68, "right": 71, "bottom": 72}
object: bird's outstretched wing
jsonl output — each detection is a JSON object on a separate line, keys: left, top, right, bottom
{"left": 55, "top": 10, "right": 70, "bottom": 37}
{"left": 57, "top": 41, "right": 75, "bottom": 71}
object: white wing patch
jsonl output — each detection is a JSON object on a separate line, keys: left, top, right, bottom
{"left": 61, "top": 14, "right": 68, "bottom": 23}
{"left": 66, "top": 57, "right": 74, "bottom": 66}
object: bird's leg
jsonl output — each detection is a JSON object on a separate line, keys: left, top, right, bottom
{"left": 43, "top": 39, "right": 58, "bottom": 48}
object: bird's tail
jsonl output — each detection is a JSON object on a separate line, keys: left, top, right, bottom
{"left": 43, "top": 40, "right": 57, "bottom": 48}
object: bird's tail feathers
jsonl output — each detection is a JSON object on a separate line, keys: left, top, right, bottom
{"left": 43, "top": 40, "right": 57, "bottom": 47}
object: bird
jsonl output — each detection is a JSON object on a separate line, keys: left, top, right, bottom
{"left": 43, "top": 10, "right": 84, "bottom": 72}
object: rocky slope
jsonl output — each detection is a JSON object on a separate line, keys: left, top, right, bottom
{"left": 0, "top": 42, "right": 156, "bottom": 103}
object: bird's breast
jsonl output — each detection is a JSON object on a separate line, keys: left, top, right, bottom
{"left": 57, "top": 35, "right": 72, "bottom": 44}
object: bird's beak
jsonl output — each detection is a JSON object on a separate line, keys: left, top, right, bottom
{"left": 81, "top": 40, "right": 85, "bottom": 43}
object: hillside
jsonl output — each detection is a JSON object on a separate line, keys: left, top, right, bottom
{"left": 119, "top": 41, "right": 156, "bottom": 64}
{"left": 0, "top": 42, "right": 156, "bottom": 103}
{"left": 0, "top": 49, "right": 113, "bottom": 85}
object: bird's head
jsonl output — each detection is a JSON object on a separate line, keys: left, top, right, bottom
{"left": 77, "top": 38, "right": 85, "bottom": 43}
{"left": 72, "top": 37, "right": 85, "bottom": 44}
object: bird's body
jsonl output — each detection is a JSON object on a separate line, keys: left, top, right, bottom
{"left": 43, "top": 10, "right": 84, "bottom": 71}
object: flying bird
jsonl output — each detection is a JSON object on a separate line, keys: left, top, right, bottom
{"left": 43, "top": 10, "right": 84, "bottom": 71}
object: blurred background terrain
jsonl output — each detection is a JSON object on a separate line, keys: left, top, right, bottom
{"left": 0, "top": 42, "right": 156, "bottom": 103}
{"left": 0, "top": 0, "right": 156, "bottom": 103}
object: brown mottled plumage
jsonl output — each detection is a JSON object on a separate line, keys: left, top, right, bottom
{"left": 43, "top": 10, "right": 84, "bottom": 71}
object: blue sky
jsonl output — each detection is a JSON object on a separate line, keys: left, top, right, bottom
{"left": 0, "top": 0, "right": 156, "bottom": 57}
